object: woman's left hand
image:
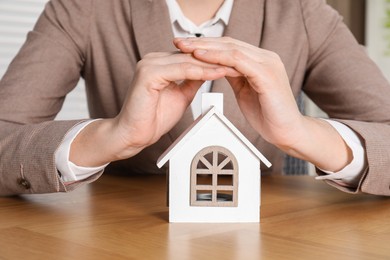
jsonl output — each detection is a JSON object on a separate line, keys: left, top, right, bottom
{"left": 174, "top": 37, "right": 303, "bottom": 148}
{"left": 174, "top": 37, "right": 352, "bottom": 172}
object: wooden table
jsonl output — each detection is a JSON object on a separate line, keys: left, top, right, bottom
{"left": 1, "top": 173, "right": 390, "bottom": 260}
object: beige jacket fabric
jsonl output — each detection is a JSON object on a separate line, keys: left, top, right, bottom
{"left": 1, "top": 0, "right": 390, "bottom": 196}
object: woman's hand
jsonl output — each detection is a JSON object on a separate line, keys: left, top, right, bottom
{"left": 174, "top": 37, "right": 352, "bottom": 172}
{"left": 69, "top": 51, "right": 235, "bottom": 167}
{"left": 175, "top": 37, "right": 302, "bottom": 148}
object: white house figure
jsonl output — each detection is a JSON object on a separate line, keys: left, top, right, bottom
{"left": 157, "top": 93, "right": 271, "bottom": 223}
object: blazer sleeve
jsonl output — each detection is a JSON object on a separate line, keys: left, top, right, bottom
{"left": 0, "top": 0, "right": 102, "bottom": 196}
{"left": 300, "top": 0, "right": 390, "bottom": 195}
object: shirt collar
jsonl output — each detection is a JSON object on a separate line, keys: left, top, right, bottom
{"left": 213, "top": 0, "right": 234, "bottom": 26}
{"left": 165, "top": 0, "right": 233, "bottom": 28}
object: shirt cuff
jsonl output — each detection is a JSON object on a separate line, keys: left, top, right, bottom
{"left": 55, "top": 120, "right": 108, "bottom": 183}
{"left": 315, "top": 119, "right": 367, "bottom": 187}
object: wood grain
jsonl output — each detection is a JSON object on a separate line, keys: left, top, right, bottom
{"left": 1, "top": 173, "right": 390, "bottom": 259}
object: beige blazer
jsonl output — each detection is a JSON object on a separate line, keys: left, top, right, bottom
{"left": 1, "top": 0, "right": 390, "bottom": 196}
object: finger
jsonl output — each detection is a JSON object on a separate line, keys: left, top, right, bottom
{"left": 192, "top": 49, "right": 264, "bottom": 85}
{"left": 174, "top": 37, "right": 270, "bottom": 60}
{"left": 174, "top": 37, "right": 255, "bottom": 51}
{"left": 144, "top": 51, "right": 235, "bottom": 70}
{"left": 174, "top": 38, "right": 280, "bottom": 78}
{"left": 137, "top": 62, "right": 228, "bottom": 91}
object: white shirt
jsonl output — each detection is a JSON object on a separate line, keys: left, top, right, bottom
{"left": 55, "top": 0, "right": 366, "bottom": 187}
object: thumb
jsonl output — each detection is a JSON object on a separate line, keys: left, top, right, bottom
{"left": 179, "top": 80, "right": 205, "bottom": 104}
{"left": 226, "top": 76, "right": 245, "bottom": 96}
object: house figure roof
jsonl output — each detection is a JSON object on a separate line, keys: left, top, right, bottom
{"left": 157, "top": 100, "right": 272, "bottom": 169}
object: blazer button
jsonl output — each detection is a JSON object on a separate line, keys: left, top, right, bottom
{"left": 18, "top": 178, "right": 31, "bottom": 190}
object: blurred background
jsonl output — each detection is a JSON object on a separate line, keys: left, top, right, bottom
{"left": 0, "top": 0, "right": 388, "bottom": 174}
{"left": 0, "top": 0, "right": 89, "bottom": 120}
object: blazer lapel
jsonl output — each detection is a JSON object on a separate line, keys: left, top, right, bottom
{"left": 224, "top": 0, "right": 264, "bottom": 46}
{"left": 131, "top": 0, "right": 176, "bottom": 57}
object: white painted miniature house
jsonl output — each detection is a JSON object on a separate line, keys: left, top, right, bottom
{"left": 157, "top": 93, "right": 271, "bottom": 223}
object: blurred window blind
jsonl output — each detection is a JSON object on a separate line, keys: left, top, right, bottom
{"left": 0, "top": 0, "right": 88, "bottom": 120}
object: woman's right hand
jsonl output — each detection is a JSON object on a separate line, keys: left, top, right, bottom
{"left": 69, "top": 51, "right": 235, "bottom": 167}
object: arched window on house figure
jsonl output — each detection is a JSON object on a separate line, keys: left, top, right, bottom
{"left": 190, "top": 146, "right": 238, "bottom": 207}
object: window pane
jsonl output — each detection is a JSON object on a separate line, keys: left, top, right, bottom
{"left": 221, "top": 160, "right": 233, "bottom": 170}
{"left": 217, "top": 191, "right": 233, "bottom": 202}
{"left": 217, "top": 174, "right": 233, "bottom": 186}
{"left": 217, "top": 152, "right": 227, "bottom": 165}
{"left": 203, "top": 152, "right": 214, "bottom": 165}
{"left": 197, "top": 174, "right": 213, "bottom": 185}
{"left": 196, "top": 190, "right": 212, "bottom": 201}
{"left": 196, "top": 160, "right": 208, "bottom": 169}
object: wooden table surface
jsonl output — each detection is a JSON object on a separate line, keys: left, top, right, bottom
{"left": 1, "top": 173, "right": 390, "bottom": 260}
